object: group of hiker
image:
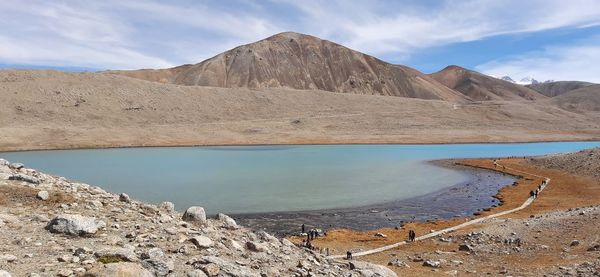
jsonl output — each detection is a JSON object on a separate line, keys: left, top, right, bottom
{"left": 300, "top": 223, "right": 327, "bottom": 251}
{"left": 530, "top": 180, "right": 546, "bottom": 198}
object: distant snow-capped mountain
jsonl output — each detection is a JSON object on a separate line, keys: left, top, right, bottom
{"left": 497, "top": 75, "right": 553, "bottom": 85}
{"left": 500, "top": 76, "right": 516, "bottom": 83}
{"left": 518, "top": 77, "right": 540, "bottom": 85}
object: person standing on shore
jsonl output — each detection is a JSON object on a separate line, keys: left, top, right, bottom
{"left": 346, "top": 251, "right": 352, "bottom": 260}
{"left": 302, "top": 224, "right": 305, "bottom": 234}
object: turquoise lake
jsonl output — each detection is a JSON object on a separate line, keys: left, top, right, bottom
{"left": 1, "top": 142, "right": 599, "bottom": 215}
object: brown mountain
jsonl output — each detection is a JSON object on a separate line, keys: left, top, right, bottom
{"left": 549, "top": 84, "right": 600, "bottom": 112}
{"left": 527, "top": 81, "right": 595, "bottom": 97}
{"left": 429, "top": 65, "right": 546, "bottom": 101}
{"left": 108, "top": 32, "right": 466, "bottom": 102}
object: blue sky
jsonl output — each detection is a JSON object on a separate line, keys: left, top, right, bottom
{"left": 1, "top": 0, "right": 600, "bottom": 82}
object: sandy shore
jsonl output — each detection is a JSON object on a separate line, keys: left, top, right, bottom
{"left": 292, "top": 156, "right": 600, "bottom": 276}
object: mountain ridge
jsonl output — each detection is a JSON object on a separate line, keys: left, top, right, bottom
{"left": 429, "top": 65, "right": 546, "bottom": 101}
{"left": 108, "top": 32, "right": 468, "bottom": 102}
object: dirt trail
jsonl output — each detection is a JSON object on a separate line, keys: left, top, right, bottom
{"left": 328, "top": 161, "right": 549, "bottom": 259}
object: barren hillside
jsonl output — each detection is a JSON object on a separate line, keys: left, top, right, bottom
{"left": 548, "top": 84, "right": 600, "bottom": 112}
{"left": 429, "top": 65, "right": 546, "bottom": 101}
{"left": 1, "top": 69, "right": 600, "bottom": 151}
{"left": 530, "top": 147, "right": 600, "bottom": 180}
{"left": 109, "top": 32, "right": 466, "bottom": 101}
{"left": 527, "top": 81, "right": 595, "bottom": 97}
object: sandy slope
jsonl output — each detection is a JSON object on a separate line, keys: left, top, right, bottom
{"left": 1, "top": 69, "right": 600, "bottom": 151}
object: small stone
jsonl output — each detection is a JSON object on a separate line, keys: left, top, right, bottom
{"left": 246, "top": 241, "right": 268, "bottom": 252}
{"left": 86, "top": 262, "right": 153, "bottom": 277}
{"left": 423, "top": 260, "right": 441, "bottom": 268}
{"left": 58, "top": 255, "right": 72, "bottom": 262}
{"left": 119, "top": 193, "right": 131, "bottom": 203}
{"left": 587, "top": 244, "right": 600, "bottom": 251}
{"left": 216, "top": 213, "right": 237, "bottom": 229}
{"left": 202, "top": 263, "right": 220, "bottom": 276}
{"left": 57, "top": 269, "right": 73, "bottom": 277}
{"left": 160, "top": 202, "right": 175, "bottom": 212}
{"left": 182, "top": 206, "right": 206, "bottom": 223}
{"left": 190, "top": 236, "right": 214, "bottom": 248}
{"left": 570, "top": 240, "right": 580, "bottom": 247}
{"left": 36, "top": 191, "right": 49, "bottom": 201}
{"left": 165, "top": 227, "right": 178, "bottom": 235}
{"left": 187, "top": 270, "right": 208, "bottom": 277}
{"left": 458, "top": 244, "right": 474, "bottom": 252}
{"left": 374, "top": 232, "right": 387, "bottom": 238}
{"left": 0, "top": 254, "right": 18, "bottom": 263}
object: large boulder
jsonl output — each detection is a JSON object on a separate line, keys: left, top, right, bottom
{"left": 86, "top": 262, "right": 153, "bottom": 277}
{"left": 8, "top": 173, "right": 40, "bottom": 184}
{"left": 8, "top": 163, "right": 24, "bottom": 170}
{"left": 350, "top": 261, "right": 398, "bottom": 277}
{"left": 0, "top": 270, "right": 11, "bottom": 277}
{"left": 46, "top": 214, "right": 106, "bottom": 236}
{"left": 182, "top": 206, "right": 206, "bottom": 223}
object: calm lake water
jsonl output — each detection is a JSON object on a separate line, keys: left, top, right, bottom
{"left": 1, "top": 142, "right": 599, "bottom": 215}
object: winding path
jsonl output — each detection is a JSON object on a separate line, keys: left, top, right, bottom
{"left": 328, "top": 161, "right": 550, "bottom": 259}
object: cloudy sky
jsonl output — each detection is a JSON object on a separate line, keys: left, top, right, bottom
{"left": 1, "top": 0, "right": 600, "bottom": 82}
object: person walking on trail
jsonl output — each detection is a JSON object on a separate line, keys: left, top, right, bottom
{"left": 346, "top": 251, "right": 352, "bottom": 260}
{"left": 530, "top": 190, "right": 535, "bottom": 198}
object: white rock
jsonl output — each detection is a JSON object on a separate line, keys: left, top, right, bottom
{"left": 350, "top": 261, "right": 398, "bottom": 277}
{"left": 246, "top": 241, "right": 268, "bottom": 252}
{"left": 190, "top": 236, "right": 214, "bottom": 248}
{"left": 8, "top": 162, "right": 24, "bottom": 169}
{"left": 182, "top": 206, "right": 206, "bottom": 223}
{"left": 36, "top": 190, "right": 49, "bottom": 201}
{"left": 119, "top": 193, "right": 131, "bottom": 203}
{"left": 0, "top": 270, "right": 11, "bottom": 277}
{"left": 8, "top": 173, "right": 40, "bottom": 184}
{"left": 46, "top": 214, "right": 106, "bottom": 236}
{"left": 216, "top": 213, "right": 237, "bottom": 229}
{"left": 0, "top": 254, "right": 17, "bottom": 263}
{"left": 187, "top": 270, "right": 208, "bottom": 277}
{"left": 159, "top": 201, "right": 175, "bottom": 212}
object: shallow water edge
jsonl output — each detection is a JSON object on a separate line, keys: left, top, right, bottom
{"left": 233, "top": 162, "right": 517, "bottom": 236}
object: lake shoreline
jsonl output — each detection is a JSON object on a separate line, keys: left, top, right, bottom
{"left": 2, "top": 138, "right": 600, "bottom": 153}
{"left": 233, "top": 162, "right": 517, "bottom": 236}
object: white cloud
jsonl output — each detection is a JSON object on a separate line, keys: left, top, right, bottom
{"left": 476, "top": 37, "right": 600, "bottom": 83}
{"left": 282, "top": 0, "right": 600, "bottom": 59}
{"left": 0, "top": 0, "right": 599, "bottom": 69}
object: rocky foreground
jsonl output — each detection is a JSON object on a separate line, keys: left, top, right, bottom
{"left": 0, "top": 158, "right": 395, "bottom": 277}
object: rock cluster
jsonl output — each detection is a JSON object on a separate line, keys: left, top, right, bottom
{"left": 0, "top": 159, "right": 386, "bottom": 276}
